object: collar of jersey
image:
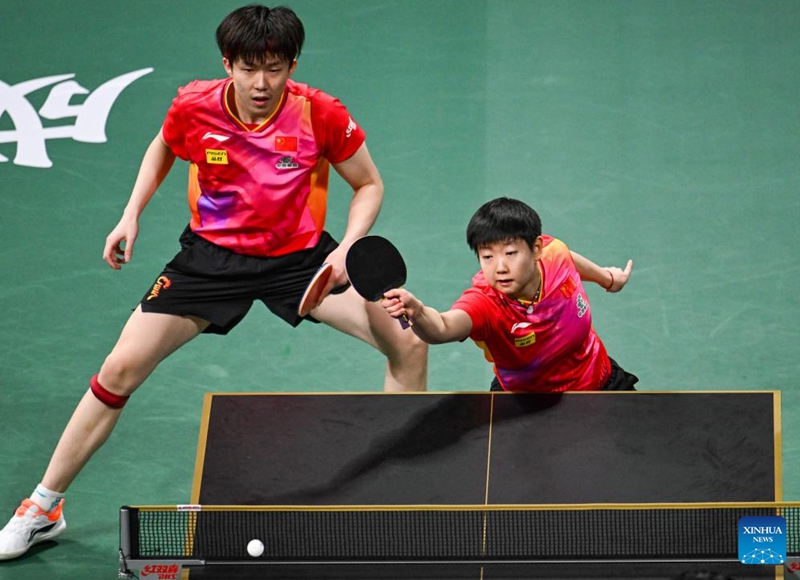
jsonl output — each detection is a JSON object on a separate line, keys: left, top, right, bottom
{"left": 223, "top": 80, "right": 286, "bottom": 132}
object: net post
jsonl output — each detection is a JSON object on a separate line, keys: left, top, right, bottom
{"left": 119, "top": 506, "right": 140, "bottom": 564}
{"left": 119, "top": 506, "right": 133, "bottom": 558}
{"left": 118, "top": 506, "right": 133, "bottom": 578}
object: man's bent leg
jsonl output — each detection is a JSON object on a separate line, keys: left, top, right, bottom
{"left": 313, "top": 287, "right": 428, "bottom": 392}
{"left": 1, "top": 307, "right": 208, "bottom": 560}
{"left": 42, "top": 306, "right": 209, "bottom": 492}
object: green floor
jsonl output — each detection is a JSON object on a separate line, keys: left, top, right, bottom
{"left": 1, "top": 1, "right": 799, "bottom": 579}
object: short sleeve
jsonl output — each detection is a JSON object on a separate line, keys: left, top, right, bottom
{"left": 309, "top": 91, "right": 366, "bottom": 164}
{"left": 451, "top": 289, "right": 490, "bottom": 342}
{"left": 161, "top": 92, "right": 189, "bottom": 160}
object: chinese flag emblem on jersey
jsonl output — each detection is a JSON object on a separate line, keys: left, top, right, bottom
{"left": 560, "top": 276, "right": 578, "bottom": 298}
{"left": 275, "top": 136, "right": 298, "bottom": 151}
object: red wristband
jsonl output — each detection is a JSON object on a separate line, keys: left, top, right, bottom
{"left": 604, "top": 270, "right": 614, "bottom": 292}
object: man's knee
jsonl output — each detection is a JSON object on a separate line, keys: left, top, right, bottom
{"left": 94, "top": 352, "right": 146, "bottom": 402}
{"left": 90, "top": 373, "right": 130, "bottom": 409}
{"left": 390, "top": 327, "right": 428, "bottom": 362}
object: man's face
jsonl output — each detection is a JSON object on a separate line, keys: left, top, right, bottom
{"left": 223, "top": 54, "right": 296, "bottom": 123}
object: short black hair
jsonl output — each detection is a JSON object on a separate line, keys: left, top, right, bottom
{"left": 466, "top": 197, "right": 542, "bottom": 253}
{"left": 216, "top": 4, "right": 304, "bottom": 65}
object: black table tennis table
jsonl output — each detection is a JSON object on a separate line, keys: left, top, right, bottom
{"left": 192, "top": 391, "right": 781, "bottom": 506}
{"left": 121, "top": 390, "right": 789, "bottom": 579}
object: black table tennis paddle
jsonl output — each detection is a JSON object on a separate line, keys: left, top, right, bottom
{"left": 345, "top": 235, "right": 411, "bottom": 328}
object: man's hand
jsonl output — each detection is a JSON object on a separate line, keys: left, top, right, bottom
{"left": 103, "top": 215, "right": 139, "bottom": 270}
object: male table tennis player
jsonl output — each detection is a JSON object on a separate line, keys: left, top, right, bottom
{"left": 0, "top": 4, "right": 427, "bottom": 561}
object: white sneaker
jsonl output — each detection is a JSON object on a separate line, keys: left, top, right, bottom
{"left": 0, "top": 498, "right": 66, "bottom": 560}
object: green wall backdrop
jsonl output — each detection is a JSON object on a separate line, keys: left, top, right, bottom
{"left": 1, "top": 1, "right": 798, "bottom": 578}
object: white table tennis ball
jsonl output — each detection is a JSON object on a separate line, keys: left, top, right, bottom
{"left": 247, "top": 538, "right": 265, "bottom": 557}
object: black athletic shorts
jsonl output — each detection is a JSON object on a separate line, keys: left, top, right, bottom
{"left": 139, "top": 226, "right": 347, "bottom": 334}
{"left": 489, "top": 357, "right": 639, "bottom": 392}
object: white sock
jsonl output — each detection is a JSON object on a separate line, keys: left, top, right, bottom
{"left": 31, "top": 484, "right": 64, "bottom": 513}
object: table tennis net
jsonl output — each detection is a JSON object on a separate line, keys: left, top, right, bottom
{"left": 120, "top": 503, "right": 800, "bottom": 563}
